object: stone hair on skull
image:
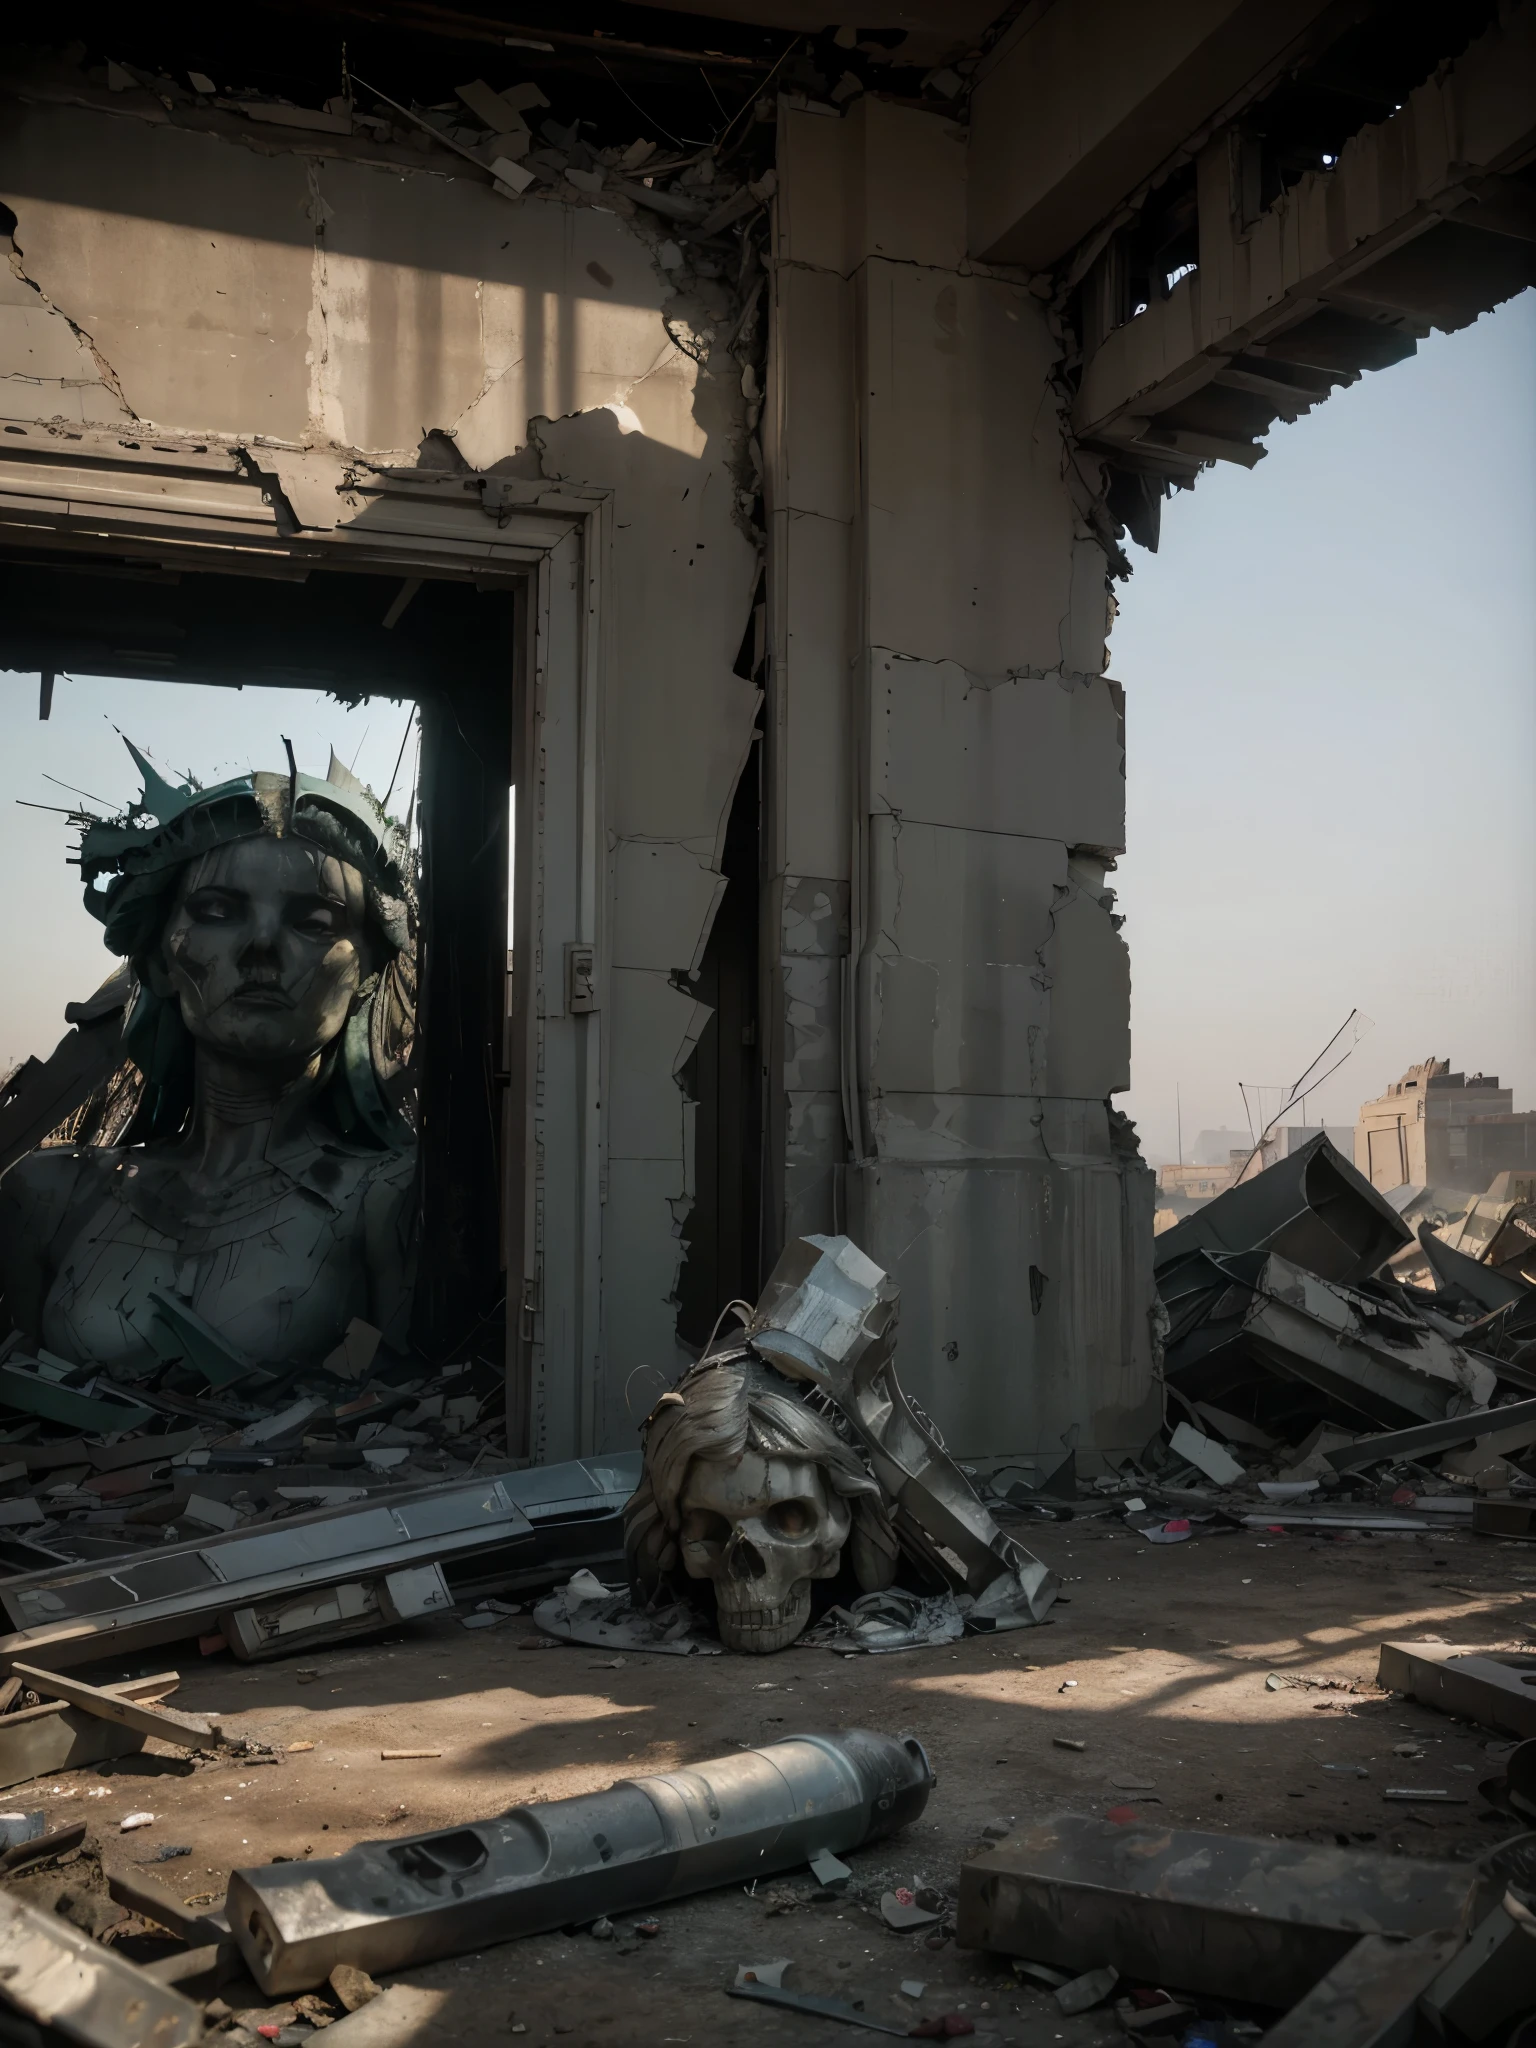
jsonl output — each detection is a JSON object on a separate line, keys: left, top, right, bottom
{"left": 624, "top": 1353, "right": 899, "bottom": 1651}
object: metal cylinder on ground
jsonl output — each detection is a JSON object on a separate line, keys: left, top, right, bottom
{"left": 229, "top": 1727, "right": 934, "bottom": 1994}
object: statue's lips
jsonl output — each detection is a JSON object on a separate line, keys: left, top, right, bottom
{"left": 227, "top": 986, "right": 293, "bottom": 1010}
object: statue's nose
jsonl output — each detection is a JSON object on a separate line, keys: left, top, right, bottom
{"left": 724, "top": 1532, "right": 767, "bottom": 1582}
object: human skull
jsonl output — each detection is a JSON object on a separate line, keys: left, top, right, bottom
{"left": 677, "top": 1450, "right": 851, "bottom": 1652}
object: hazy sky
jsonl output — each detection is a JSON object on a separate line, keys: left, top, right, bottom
{"left": 1113, "top": 289, "right": 1536, "bottom": 1167}
{"left": 0, "top": 292, "right": 1531, "bottom": 1158}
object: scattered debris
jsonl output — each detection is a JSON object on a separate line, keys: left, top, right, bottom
{"left": 118, "top": 1812, "right": 154, "bottom": 1831}
{"left": 734, "top": 1958, "right": 791, "bottom": 1987}
{"left": 532, "top": 1569, "right": 720, "bottom": 1655}
{"left": 809, "top": 1847, "right": 851, "bottom": 1885}
{"left": 1054, "top": 1964, "right": 1118, "bottom": 2014}
{"left": 881, "top": 1890, "right": 942, "bottom": 1931}
{"left": 1052, "top": 1737, "right": 1086, "bottom": 1752}
{"left": 806, "top": 1589, "right": 967, "bottom": 1656}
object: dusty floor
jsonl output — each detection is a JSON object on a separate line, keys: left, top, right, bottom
{"left": 22, "top": 1517, "right": 1536, "bottom": 2044}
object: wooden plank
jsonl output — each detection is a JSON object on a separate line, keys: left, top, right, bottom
{"left": 102, "top": 1864, "right": 229, "bottom": 1945}
{"left": 9, "top": 1661, "right": 217, "bottom": 1746}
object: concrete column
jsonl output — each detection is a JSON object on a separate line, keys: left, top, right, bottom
{"left": 764, "top": 96, "right": 1158, "bottom": 1463}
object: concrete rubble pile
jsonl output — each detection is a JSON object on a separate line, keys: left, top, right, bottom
{"left": 1101, "top": 1136, "right": 1536, "bottom": 1549}
{"left": 0, "top": 1318, "right": 642, "bottom": 1677}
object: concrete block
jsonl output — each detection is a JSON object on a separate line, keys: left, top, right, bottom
{"left": 782, "top": 955, "right": 841, "bottom": 1092}
{"left": 768, "top": 265, "right": 854, "bottom": 521}
{"left": 867, "top": 1094, "right": 1114, "bottom": 1165}
{"left": 846, "top": 1154, "right": 1159, "bottom": 1456}
{"left": 861, "top": 262, "right": 1078, "bottom": 675}
{"left": 1041, "top": 885, "right": 1131, "bottom": 1098}
{"left": 869, "top": 654, "right": 1124, "bottom": 848}
{"left": 611, "top": 841, "right": 725, "bottom": 974}
{"left": 864, "top": 817, "right": 1061, "bottom": 1097}
{"left": 847, "top": 98, "right": 968, "bottom": 273}
{"left": 776, "top": 102, "right": 849, "bottom": 274}
{"left": 779, "top": 876, "right": 849, "bottom": 959}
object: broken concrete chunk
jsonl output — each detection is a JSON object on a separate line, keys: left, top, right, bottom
{"left": 808, "top": 1846, "right": 851, "bottom": 1885}
{"left": 734, "top": 1959, "right": 791, "bottom": 1987}
{"left": 184, "top": 1494, "right": 242, "bottom": 1532}
{"left": 881, "top": 1891, "right": 942, "bottom": 1931}
{"left": 1168, "top": 1422, "right": 1244, "bottom": 1487}
{"left": 330, "top": 1962, "right": 382, "bottom": 2012}
{"left": 322, "top": 1318, "right": 383, "bottom": 1382}
{"left": 1054, "top": 1964, "right": 1118, "bottom": 2014}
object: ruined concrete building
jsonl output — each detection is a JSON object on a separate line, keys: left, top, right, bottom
{"left": 1357, "top": 1060, "right": 1523, "bottom": 1192}
{"left": 0, "top": 2, "right": 1530, "bottom": 1466}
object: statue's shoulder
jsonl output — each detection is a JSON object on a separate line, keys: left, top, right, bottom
{"left": 0, "top": 1144, "right": 113, "bottom": 1248}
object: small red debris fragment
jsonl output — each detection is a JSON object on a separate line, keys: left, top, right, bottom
{"left": 1105, "top": 1805, "right": 1138, "bottom": 1824}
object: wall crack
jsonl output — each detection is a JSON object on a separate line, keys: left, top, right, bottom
{"left": 5, "top": 236, "right": 138, "bottom": 420}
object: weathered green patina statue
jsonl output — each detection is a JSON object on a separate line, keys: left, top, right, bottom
{"left": 0, "top": 745, "right": 417, "bottom": 1381}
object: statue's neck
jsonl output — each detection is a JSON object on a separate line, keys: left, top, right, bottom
{"left": 184, "top": 1049, "right": 323, "bottom": 1176}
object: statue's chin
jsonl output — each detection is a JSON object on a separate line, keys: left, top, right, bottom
{"left": 715, "top": 1586, "right": 811, "bottom": 1654}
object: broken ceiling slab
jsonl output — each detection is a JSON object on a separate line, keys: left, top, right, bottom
{"left": 1417, "top": 1221, "right": 1534, "bottom": 1314}
{"left": 1163, "top": 1250, "right": 1496, "bottom": 1431}
{"left": 1325, "top": 1394, "right": 1536, "bottom": 1474}
{"left": 1153, "top": 1135, "right": 1410, "bottom": 1286}
{"left": 955, "top": 1812, "right": 1479, "bottom": 2008}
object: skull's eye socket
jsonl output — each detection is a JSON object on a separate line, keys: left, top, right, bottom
{"left": 680, "top": 1508, "right": 731, "bottom": 1551}
{"left": 764, "top": 1499, "right": 817, "bottom": 1540}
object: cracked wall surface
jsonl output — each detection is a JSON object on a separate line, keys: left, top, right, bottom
{"left": 765, "top": 95, "right": 1157, "bottom": 1459}
{"left": 0, "top": 92, "right": 759, "bottom": 1452}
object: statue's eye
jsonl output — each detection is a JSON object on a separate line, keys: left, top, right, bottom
{"left": 765, "top": 1500, "right": 815, "bottom": 1539}
{"left": 680, "top": 1508, "right": 730, "bottom": 1550}
{"left": 185, "top": 890, "right": 239, "bottom": 923}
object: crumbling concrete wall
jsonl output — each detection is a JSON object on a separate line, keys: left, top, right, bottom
{"left": 764, "top": 96, "right": 1158, "bottom": 1460}
{"left": 0, "top": 87, "right": 759, "bottom": 1457}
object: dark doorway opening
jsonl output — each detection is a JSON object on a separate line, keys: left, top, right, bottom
{"left": 0, "top": 547, "right": 520, "bottom": 1372}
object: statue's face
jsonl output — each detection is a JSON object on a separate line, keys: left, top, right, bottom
{"left": 678, "top": 1450, "right": 851, "bottom": 1653}
{"left": 158, "top": 836, "right": 373, "bottom": 1065}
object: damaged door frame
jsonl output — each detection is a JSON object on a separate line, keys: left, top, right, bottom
{"left": 0, "top": 423, "right": 609, "bottom": 1465}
